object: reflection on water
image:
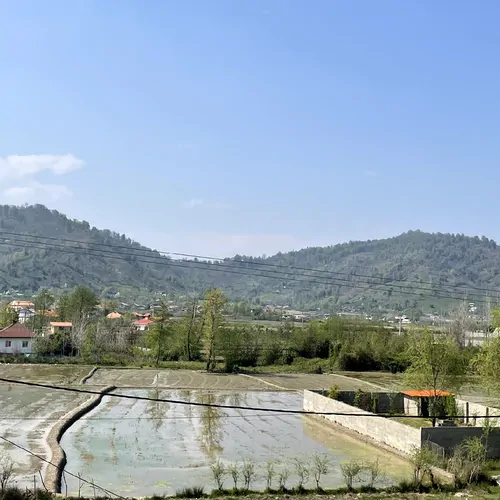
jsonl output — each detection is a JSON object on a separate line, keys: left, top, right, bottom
{"left": 196, "top": 393, "right": 225, "bottom": 458}
{"left": 61, "top": 390, "right": 411, "bottom": 497}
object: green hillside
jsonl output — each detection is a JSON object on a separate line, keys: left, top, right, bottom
{"left": 0, "top": 204, "right": 498, "bottom": 314}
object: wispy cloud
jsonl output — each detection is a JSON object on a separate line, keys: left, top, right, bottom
{"left": 0, "top": 154, "right": 84, "bottom": 202}
{"left": 363, "top": 169, "right": 379, "bottom": 177}
{"left": 183, "top": 199, "right": 230, "bottom": 210}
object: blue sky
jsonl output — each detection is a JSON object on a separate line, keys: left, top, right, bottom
{"left": 1, "top": 0, "right": 500, "bottom": 257}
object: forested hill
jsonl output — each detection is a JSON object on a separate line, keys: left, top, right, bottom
{"left": 0, "top": 204, "right": 499, "bottom": 313}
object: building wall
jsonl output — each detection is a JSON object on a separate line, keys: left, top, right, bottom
{"left": 403, "top": 396, "right": 419, "bottom": 416}
{"left": 303, "top": 390, "right": 421, "bottom": 455}
{"left": 0, "top": 338, "right": 32, "bottom": 354}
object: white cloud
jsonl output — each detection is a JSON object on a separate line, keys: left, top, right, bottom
{"left": 183, "top": 199, "right": 230, "bottom": 210}
{"left": 363, "top": 169, "right": 379, "bottom": 177}
{"left": 4, "top": 182, "right": 72, "bottom": 202}
{"left": 0, "top": 154, "right": 84, "bottom": 178}
{"left": 0, "top": 154, "right": 83, "bottom": 202}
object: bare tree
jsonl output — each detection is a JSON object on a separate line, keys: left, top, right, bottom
{"left": 448, "top": 302, "right": 474, "bottom": 347}
{"left": 0, "top": 449, "right": 14, "bottom": 492}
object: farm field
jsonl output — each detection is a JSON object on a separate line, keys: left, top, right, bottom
{"left": 60, "top": 389, "right": 412, "bottom": 497}
{"left": 0, "top": 384, "right": 88, "bottom": 487}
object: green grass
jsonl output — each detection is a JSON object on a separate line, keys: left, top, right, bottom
{"left": 394, "top": 416, "right": 433, "bottom": 428}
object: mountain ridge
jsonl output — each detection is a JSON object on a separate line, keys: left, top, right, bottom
{"left": 0, "top": 204, "right": 498, "bottom": 314}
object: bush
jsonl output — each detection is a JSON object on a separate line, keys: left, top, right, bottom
{"left": 175, "top": 486, "right": 205, "bottom": 498}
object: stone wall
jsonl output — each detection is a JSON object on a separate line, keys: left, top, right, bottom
{"left": 303, "top": 390, "right": 421, "bottom": 455}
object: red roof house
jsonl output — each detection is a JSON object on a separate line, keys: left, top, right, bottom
{"left": 0, "top": 323, "right": 34, "bottom": 354}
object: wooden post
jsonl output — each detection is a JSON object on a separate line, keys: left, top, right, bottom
{"left": 466, "top": 402, "right": 469, "bottom": 424}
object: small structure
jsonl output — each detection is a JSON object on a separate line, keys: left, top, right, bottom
{"left": 49, "top": 321, "right": 73, "bottom": 335}
{"left": 18, "top": 308, "right": 36, "bottom": 323}
{"left": 134, "top": 318, "right": 154, "bottom": 331}
{"left": 0, "top": 322, "right": 34, "bottom": 354}
{"left": 9, "top": 300, "right": 35, "bottom": 312}
{"left": 106, "top": 312, "right": 122, "bottom": 319}
{"left": 401, "top": 390, "right": 453, "bottom": 418}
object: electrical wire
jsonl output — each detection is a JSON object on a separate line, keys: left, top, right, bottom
{"left": 1, "top": 229, "right": 497, "bottom": 296}
{"left": 0, "top": 434, "right": 125, "bottom": 499}
{"left": 0, "top": 232, "right": 490, "bottom": 299}
{"left": 0, "top": 235, "right": 492, "bottom": 304}
{"left": 0, "top": 377, "right": 495, "bottom": 419}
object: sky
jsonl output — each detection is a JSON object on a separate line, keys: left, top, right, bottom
{"left": 1, "top": 0, "right": 500, "bottom": 257}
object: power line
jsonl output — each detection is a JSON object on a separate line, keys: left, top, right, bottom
{"left": 1, "top": 229, "right": 497, "bottom": 296}
{"left": 0, "top": 377, "right": 495, "bottom": 419}
{"left": 0, "top": 435, "right": 125, "bottom": 499}
{"left": 0, "top": 235, "right": 493, "bottom": 305}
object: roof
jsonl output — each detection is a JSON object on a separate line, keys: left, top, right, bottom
{"left": 134, "top": 318, "right": 154, "bottom": 326}
{"left": 50, "top": 322, "right": 73, "bottom": 327}
{"left": 0, "top": 323, "right": 34, "bottom": 338}
{"left": 106, "top": 312, "right": 122, "bottom": 319}
{"left": 9, "top": 300, "right": 35, "bottom": 307}
{"left": 401, "top": 390, "right": 453, "bottom": 398}
{"left": 44, "top": 310, "right": 58, "bottom": 317}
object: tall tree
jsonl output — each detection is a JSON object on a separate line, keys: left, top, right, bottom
{"left": 57, "top": 287, "right": 98, "bottom": 321}
{"left": 475, "top": 336, "right": 500, "bottom": 398}
{"left": 0, "top": 305, "right": 18, "bottom": 328}
{"left": 34, "top": 289, "right": 54, "bottom": 332}
{"left": 404, "top": 329, "right": 467, "bottom": 425}
{"left": 202, "top": 289, "right": 227, "bottom": 372}
{"left": 145, "top": 322, "right": 172, "bottom": 366}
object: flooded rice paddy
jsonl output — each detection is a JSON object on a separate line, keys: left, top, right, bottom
{"left": 61, "top": 390, "right": 411, "bottom": 497}
{"left": 0, "top": 385, "right": 87, "bottom": 487}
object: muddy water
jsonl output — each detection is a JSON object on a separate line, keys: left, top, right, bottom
{"left": 61, "top": 390, "right": 411, "bottom": 497}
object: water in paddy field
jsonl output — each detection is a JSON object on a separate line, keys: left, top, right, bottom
{"left": 60, "top": 390, "right": 412, "bottom": 497}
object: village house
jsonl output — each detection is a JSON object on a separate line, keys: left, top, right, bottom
{"left": 134, "top": 318, "right": 154, "bottom": 331}
{"left": 49, "top": 322, "right": 73, "bottom": 335}
{"left": 0, "top": 322, "right": 34, "bottom": 354}
{"left": 18, "top": 307, "right": 36, "bottom": 323}
{"left": 106, "top": 312, "right": 122, "bottom": 319}
{"left": 9, "top": 300, "right": 35, "bottom": 312}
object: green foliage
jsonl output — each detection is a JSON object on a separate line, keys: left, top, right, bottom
{"left": 0, "top": 306, "right": 17, "bottom": 329}
{"left": 203, "top": 289, "right": 228, "bottom": 372}
{"left": 57, "top": 286, "right": 98, "bottom": 321}
{"left": 327, "top": 384, "right": 340, "bottom": 400}
{"left": 2, "top": 206, "right": 500, "bottom": 314}
{"left": 340, "top": 460, "right": 363, "bottom": 490}
{"left": 145, "top": 322, "right": 173, "bottom": 366}
{"left": 404, "top": 329, "right": 468, "bottom": 423}
{"left": 353, "top": 389, "right": 363, "bottom": 409}
{"left": 448, "top": 436, "right": 488, "bottom": 486}
{"left": 475, "top": 336, "right": 500, "bottom": 399}
{"left": 175, "top": 486, "right": 205, "bottom": 498}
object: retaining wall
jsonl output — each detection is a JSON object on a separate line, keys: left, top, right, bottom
{"left": 44, "top": 385, "right": 116, "bottom": 493}
{"left": 303, "top": 389, "right": 421, "bottom": 455}
{"left": 331, "top": 390, "right": 405, "bottom": 414}
{"left": 80, "top": 366, "right": 98, "bottom": 385}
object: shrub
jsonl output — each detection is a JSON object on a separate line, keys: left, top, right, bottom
{"left": 175, "top": 486, "right": 205, "bottom": 498}
{"left": 241, "top": 459, "right": 256, "bottom": 491}
{"left": 210, "top": 459, "right": 226, "bottom": 491}
{"left": 292, "top": 457, "right": 309, "bottom": 491}
{"left": 264, "top": 459, "right": 276, "bottom": 491}
{"left": 311, "top": 453, "right": 330, "bottom": 490}
{"left": 340, "top": 460, "right": 363, "bottom": 490}
{"left": 327, "top": 385, "right": 340, "bottom": 400}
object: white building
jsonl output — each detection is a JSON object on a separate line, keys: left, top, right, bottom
{"left": 0, "top": 322, "right": 34, "bottom": 354}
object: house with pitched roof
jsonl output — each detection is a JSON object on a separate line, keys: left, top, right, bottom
{"left": 0, "top": 322, "right": 34, "bottom": 354}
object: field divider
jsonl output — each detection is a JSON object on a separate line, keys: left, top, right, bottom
{"left": 44, "top": 385, "right": 116, "bottom": 493}
{"left": 80, "top": 366, "right": 99, "bottom": 385}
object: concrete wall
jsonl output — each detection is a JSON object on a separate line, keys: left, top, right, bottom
{"left": 303, "top": 390, "right": 421, "bottom": 455}
{"left": 456, "top": 399, "right": 500, "bottom": 427}
{"left": 422, "top": 427, "right": 500, "bottom": 459}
